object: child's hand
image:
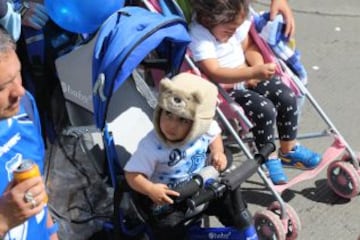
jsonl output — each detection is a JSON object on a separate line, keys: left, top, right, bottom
{"left": 148, "top": 183, "right": 180, "bottom": 205}
{"left": 245, "top": 79, "right": 262, "bottom": 88}
{"left": 252, "top": 63, "right": 276, "bottom": 80}
{"left": 210, "top": 152, "right": 227, "bottom": 172}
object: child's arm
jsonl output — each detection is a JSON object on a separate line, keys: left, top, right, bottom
{"left": 197, "top": 57, "right": 275, "bottom": 85}
{"left": 125, "top": 172, "right": 180, "bottom": 205}
{"left": 209, "top": 134, "right": 227, "bottom": 171}
{"left": 242, "top": 34, "right": 274, "bottom": 88}
{"left": 242, "top": 34, "right": 265, "bottom": 67}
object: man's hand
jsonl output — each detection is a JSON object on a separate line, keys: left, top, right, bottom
{"left": 21, "top": 1, "right": 48, "bottom": 30}
{"left": 0, "top": 177, "right": 47, "bottom": 235}
{"left": 270, "top": 0, "right": 295, "bottom": 37}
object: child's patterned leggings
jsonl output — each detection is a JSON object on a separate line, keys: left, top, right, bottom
{"left": 231, "top": 77, "right": 298, "bottom": 149}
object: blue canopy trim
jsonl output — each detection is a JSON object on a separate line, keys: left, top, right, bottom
{"left": 92, "top": 6, "right": 191, "bottom": 129}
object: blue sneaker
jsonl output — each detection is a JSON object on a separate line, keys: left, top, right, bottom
{"left": 279, "top": 144, "right": 322, "bottom": 169}
{"left": 265, "top": 158, "right": 288, "bottom": 185}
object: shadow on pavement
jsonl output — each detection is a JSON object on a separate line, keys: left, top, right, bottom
{"left": 242, "top": 178, "right": 350, "bottom": 207}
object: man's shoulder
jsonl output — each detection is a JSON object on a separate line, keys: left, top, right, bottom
{"left": 20, "top": 92, "right": 35, "bottom": 121}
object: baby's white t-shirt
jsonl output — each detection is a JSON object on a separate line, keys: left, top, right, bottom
{"left": 124, "top": 120, "right": 221, "bottom": 188}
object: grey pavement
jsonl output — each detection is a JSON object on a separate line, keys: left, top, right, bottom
{"left": 233, "top": 1, "right": 360, "bottom": 239}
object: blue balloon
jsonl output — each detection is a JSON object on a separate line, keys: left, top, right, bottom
{"left": 45, "top": 0, "right": 124, "bottom": 33}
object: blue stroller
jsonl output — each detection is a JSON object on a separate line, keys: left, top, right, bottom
{"left": 91, "top": 6, "right": 190, "bottom": 188}
{"left": 50, "top": 0, "right": 359, "bottom": 239}
{"left": 90, "top": 5, "right": 276, "bottom": 240}
{"left": 50, "top": 4, "right": 191, "bottom": 239}
{"left": 51, "top": 1, "right": 299, "bottom": 239}
{"left": 91, "top": 5, "right": 191, "bottom": 239}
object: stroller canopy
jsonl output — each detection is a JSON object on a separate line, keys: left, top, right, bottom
{"left": 92, "top": 6, "right": 191, "bottom": 129}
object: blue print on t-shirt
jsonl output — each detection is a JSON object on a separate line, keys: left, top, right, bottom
{"left": 188, "top": 150, "right": 206, "bottom": 173}
{"left": 168, "top": 148, "right": 185, "bottom": 166}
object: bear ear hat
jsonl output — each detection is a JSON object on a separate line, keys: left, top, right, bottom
{"left": 153, "top": 72, "right": 218, "bottom": 148}
{"left": 159, "top": 76, "right": 203, "bottom": 105}
{"left": 158, "top": 77, "right": 172, "bottom": 92}
{"left": 191, "top": 91, "right": 202, "bottom": 105}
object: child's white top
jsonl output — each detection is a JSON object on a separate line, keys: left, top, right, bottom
{"left": 124, "top": 120, "right": 221, "bottom": 188}
{"left": 189, "top": 19, "right": 252, "bottom": 68}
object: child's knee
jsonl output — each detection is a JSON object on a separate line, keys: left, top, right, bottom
{"left": 254, "top": 101, "right": 276, "bottom": 123}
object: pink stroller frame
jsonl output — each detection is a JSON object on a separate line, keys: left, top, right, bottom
{"left": 140, "top": 0, "right": 360, "bottom": 239}
{"left": 249, "top": 18, "right": 360, "bottom": 197}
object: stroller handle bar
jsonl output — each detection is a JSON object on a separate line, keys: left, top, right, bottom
{"left": 172, "top": 165, "right": 220, "bottom": 203}
{"left": 173, "top": 143, "right": 275, "bottom": 209}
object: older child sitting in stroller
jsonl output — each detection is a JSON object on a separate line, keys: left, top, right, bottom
{"left": 188, "top": 0, "right": 321, "bottom": 185}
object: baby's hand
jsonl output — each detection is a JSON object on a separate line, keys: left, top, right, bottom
{"left": 148, "top": 183, "right": 180, "bottom": 205}
{"left": 210, "top": 152, "right": 227, "bottom": 172}
{"left": 252, "top": 63, "right": 276, "bottom": 80}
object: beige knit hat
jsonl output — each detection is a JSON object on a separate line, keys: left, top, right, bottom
{"left": 153, "top": 72, "right": 218, "bottom": 147}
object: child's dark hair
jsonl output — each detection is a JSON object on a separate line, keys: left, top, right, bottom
{"left": 191, "top": 0, "right": 250, "bottom": 29}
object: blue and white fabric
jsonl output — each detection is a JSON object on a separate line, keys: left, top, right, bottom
{"left": 124, "top": 120, "right": 221, "bottom": 189}
{"left": 0, "top": 92, "right": 53, "bottom": 240}
{"left": 253, "top": 12, "right": 308, "bottom": 85}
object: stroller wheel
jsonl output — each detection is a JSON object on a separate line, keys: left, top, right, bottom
{"left": 267, "top": 201, "right": 301, "bottom": 240}
{"left": 327, "top": 160, "right": 360, "bottom": 199}
{"left": 254, "top": 209, "right": 286, "bottom": 240}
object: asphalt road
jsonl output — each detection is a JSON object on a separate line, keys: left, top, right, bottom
{"left": 233, "top": 1, "right": 360, "bottom": 239}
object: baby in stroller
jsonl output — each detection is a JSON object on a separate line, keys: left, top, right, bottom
{"left": 188, "top": 0, "right": 321, "bottom": 185}
{"left": 124, "top": 73, "right": 257, "bottom": 240}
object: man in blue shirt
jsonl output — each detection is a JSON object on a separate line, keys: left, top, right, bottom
{"left": 0, "top": 28, "right": 57, "bottom": 239}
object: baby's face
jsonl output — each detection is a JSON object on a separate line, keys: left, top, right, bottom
{"left": 210, "top": 12, "right": 247, "bottom": 43}
{"left": 159, "top": 110, "right": 193, "bottom": 143}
